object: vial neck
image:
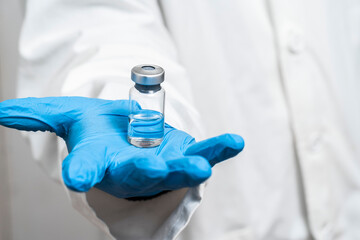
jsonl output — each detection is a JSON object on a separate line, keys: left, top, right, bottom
{"left": 135, "top": 83, "right": 161, "bottom": 93}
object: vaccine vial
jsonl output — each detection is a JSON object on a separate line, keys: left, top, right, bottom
{"left": 127, "top": 64, "right": 165, "bottom": 148}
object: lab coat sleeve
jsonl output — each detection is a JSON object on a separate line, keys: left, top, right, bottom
{"left": 17, "top": 0, "right": 205, "bottom": 239}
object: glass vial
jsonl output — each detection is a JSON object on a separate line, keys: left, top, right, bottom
{"left": 127, "top": 64, "right": 165, "bottom": 148}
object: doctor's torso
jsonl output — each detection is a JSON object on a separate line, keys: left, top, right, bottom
{"left": 157, "top": 1, "right": 360, "bottom": 239}
{"left": 12, "top": 0, "right": 360, "bottom": 239}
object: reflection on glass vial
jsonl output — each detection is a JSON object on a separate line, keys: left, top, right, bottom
{"left": 128, "top": 110, "right": 164, "bottom": 147}
{"left": 127, "top": 64, "right": 165, "bottom": 148}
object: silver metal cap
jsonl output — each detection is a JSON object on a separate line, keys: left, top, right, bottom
{"left": 131, "top": 64, "right": 165, "bottom": 86}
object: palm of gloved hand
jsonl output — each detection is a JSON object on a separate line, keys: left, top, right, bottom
{"left": 0, "top": 97, "right": 244, "bottom": 198}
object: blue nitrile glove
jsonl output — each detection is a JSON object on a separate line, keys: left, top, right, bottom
{"left": 0, "top": 97, "right": 244, "bottom": 198}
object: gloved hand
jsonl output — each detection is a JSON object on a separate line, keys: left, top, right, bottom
{"left": 0, "top": 97, "right": 244, "bottom": 198}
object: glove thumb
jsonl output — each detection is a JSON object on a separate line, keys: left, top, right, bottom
{"left": 62, "top": 143, "right": 108, "bottom": 192}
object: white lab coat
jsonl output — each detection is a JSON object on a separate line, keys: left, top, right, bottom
{"left": 17, "top": 0, "right": 360, "bottom": 239}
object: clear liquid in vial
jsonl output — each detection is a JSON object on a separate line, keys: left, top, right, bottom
{"left": 128, "top": 109, "right": 164, "bottom": 148}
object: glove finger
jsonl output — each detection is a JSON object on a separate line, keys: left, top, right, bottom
{"left": 0, "top": 97, "right": 79, "bottom": 137}
{"left": 98, "top": 99, "right": 140, "bottom": 116}
{"left": 62, "top": 143, "right": 107, "bottom": 192}
{"left": 184, "top": 134, "right": 244, "bottom": 167}
{"left": 96, "top": 153, "right": 168, "bottom": 198}
{"left": 161, "top": 155, "right": 211, "bottom": 189}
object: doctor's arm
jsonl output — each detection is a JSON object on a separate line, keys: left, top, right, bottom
{"left": 1, "top": 0, "right": 244, "bottom": 239}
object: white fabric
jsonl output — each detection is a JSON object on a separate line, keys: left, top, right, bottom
{"left": 17, "top": 0, "right": 360, "bottom": 239}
